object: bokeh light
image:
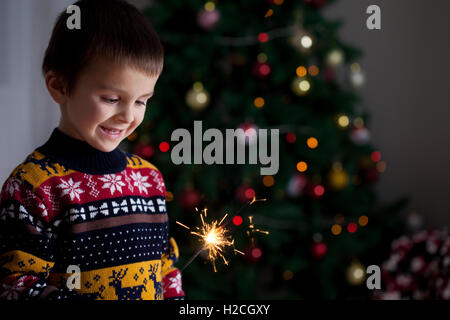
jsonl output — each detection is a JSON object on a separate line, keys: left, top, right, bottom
{"left": 296, "top": 161, "right": 307, "bottom": 172}
{"left": 254, "top": 97, "right": 265, "bottom": 108}
{"left": 257, "top": 53, "right": 268, "bottom": 63}
{"left": 347, "top": 222, "right": 357, "bottom": 233}
{"left": 376, "top": 161, "right": 386, "bottom": 172}
{"left": 166, "top": 191, "right": 174, "bottom": 202}
{"left": 371, "top": 151, "right": 382, "bottom": 162}
{"left": 308, "top": 65, "right": 319, "bottom": 76}
{"left": 307, "top": 137, "right": 318, "bottom": 149}
{"left": 314, "top": 185, "right": 325, "bottom": 197}
{"left": 262, "top": 175, "right": 275, "bottom": 187}
{"left": 286, "top": 132, "right": 296, "bottom": 143}
{"left": 358, "top": 215, "right": 369, "bottom": 227}
{"left": 127, "top": 132, "right": 138, "bottom": 141}
{"left": 296, "top": 66, "right": 307, "bottom": 77}
{"left": 331, "top": 224, "right": 342, "bottom": 235}
{"left": 301, "top": 35, "right": 313, "bottom": 48}
{"left": 337, "top": 115, "right": 350, "bottom": 128}
{"left": 244, "top": 188, "right": 255, "bottom": 199}
{"left": 205, "top": 1, "right": 215, "bottom": 11}
{"left": 159, "top": 142, "right": 170, "bottom": 152}
{"left": 233, "top": 215, "right": 243, "bottom": 226}
{"left": 251, "top": 247, "right": 262, "bottom": 259}
{"left": 258, "top": 32, "right": 269, "bottom": 43}
{"left": 299, "top": 80, "right": 311, "bottom": 92}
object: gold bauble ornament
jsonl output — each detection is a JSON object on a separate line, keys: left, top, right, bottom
{"left": 185, "top": 81, "right": 210, "bottom": 110}
{"left": 328, "top": 162, "right": 349, "bottom": 190}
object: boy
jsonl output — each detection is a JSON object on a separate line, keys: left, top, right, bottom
{"left": 0, "top": 0, "right": 184, "bottom": 300}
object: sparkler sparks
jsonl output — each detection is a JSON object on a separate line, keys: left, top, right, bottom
{"left": 247, "top": 215, "right": 270, "bottom": 245}
{"left": 177, "top": 208, "right": 241, "bottom": 272}
{"left": 175, "top": 196, "right": 267, "bottom": 273}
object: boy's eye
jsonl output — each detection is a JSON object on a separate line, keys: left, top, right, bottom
{"left": 102, "top": 97, "right": 119, "bottom": 104}
{"left": 101, "top": 97, "right": 146, "bottom": 106}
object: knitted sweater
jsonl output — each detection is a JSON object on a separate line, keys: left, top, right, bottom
{"left": 0, "top": 128, "right": 184, "bottom": 300}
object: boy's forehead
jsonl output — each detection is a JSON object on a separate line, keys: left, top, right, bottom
{"left": 83, "top": 57, "right": 153, "bottom": 78}
{"left": 96, "top": 83, "right": 154, "bottom": 97}
{"left": 82, "top": 57, "right": 159, "bottom": 90}
{"left": 84, "top": 57, "right": 136, "bottom": 77}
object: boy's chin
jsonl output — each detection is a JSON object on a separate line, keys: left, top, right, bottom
{"left": 101, "top": 145, "right": 119, "bottom": 152}
{"left": 92, "top": 141, "right": 119, "bottom": 152}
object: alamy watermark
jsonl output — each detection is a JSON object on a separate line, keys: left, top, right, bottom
{"left": 366, "top": 5, "right": 381, "bottom": 30}
{"left": 66, "top": 5, "right": 81, "bottom": 30}
{"left": 66, "top": 265, "right": 81, "bottom": 290}
{"left": 170, "top": 121, "right": 279, "bottom": 176}
{"left": 366, "top": 265, "right": 381, "bottom": 290}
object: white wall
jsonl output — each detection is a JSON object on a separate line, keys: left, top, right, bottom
{"left": 324, "top": 0, "right": 450, "bottom": 226}
{"left": 0, "top": 0, "right": 72, "bottom": 182}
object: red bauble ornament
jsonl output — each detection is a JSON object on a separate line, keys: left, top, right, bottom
{"left": 179, "top": 188, "right": 201, "bottom": 211}
{"left": 258, "top": 32, "right": 269, "bottom": 43}
{"left": 371, "top": 151, "right": 382, "bottom": 162}
{"left": 159, "top": 141, "right": 170, "bottom": 152}
{"left": 305, "top": 182, "right": 325, "bottom": 199}
{"left": 244, "top": 244, "right": 263, "bottom": 262}
{"left": 311, "top": 241, "right": 328, "bottom": 259}
{"left": 252, "top": 61, "right": 271, "bottom": 79}
{"left": 304, "top": 0, "right": 328, "bottom": 9}
{"left": 235, "top": 184, "right": 255, "bottom": 203}
{"left": 232, "top": 215, "right": 243, "bottom": 226}
{"left": 347, "top": 222, "right": 358, "bottom": 233}
{"left": 286, "top": 132, "right": 296, "bottom": 143}
{"left": 132, "top": 143, "right": 154, "bottom": 159}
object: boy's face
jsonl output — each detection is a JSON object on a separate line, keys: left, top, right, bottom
{"left": 56, "top": 57, "right": 159, "bottom": 152}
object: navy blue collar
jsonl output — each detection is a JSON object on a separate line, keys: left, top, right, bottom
{"left": 36, "top": 128, "right": 127, "bottom": 175}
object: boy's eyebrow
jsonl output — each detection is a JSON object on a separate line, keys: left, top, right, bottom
{"left": 97, "top": 85, "right": 153, "bottom": 97}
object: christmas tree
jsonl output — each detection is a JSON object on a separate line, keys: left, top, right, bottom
{"left": 121, "top": 0, "right": 408, "bottom": 299}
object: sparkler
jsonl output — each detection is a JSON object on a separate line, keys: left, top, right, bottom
{"left": 176, "top": 196, "right": 268, "bottom": 273}
{"left": 176, "top": 208, "right": 239, "bottom": 273}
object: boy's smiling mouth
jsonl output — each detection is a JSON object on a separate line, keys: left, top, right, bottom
{"left": 100, "top": 126, "right": 124, "bottom": 139}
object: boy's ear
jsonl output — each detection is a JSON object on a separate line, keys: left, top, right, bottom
{"left": 45, "top": 71, "right": 68, "bottom": 104}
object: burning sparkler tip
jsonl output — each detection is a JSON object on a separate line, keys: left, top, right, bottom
{"left": 178, "top": 196, "right": 268, "bottom": 273}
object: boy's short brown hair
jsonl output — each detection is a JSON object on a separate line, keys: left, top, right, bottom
{"left": 42, "top": 0, "right": 164, "bottom": 95}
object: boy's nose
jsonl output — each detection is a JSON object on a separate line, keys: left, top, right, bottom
{"left": 117, "top": 104, "right": 134, "bottom": 123}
